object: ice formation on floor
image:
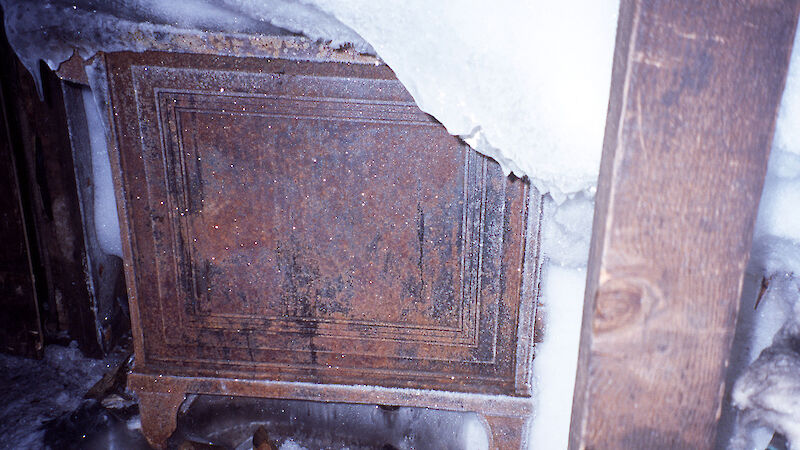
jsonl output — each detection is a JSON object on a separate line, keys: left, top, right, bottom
{"left": 184, "top": 395, "right": 488, "bottom": 450}
{"left": 0, "top": 342, "right": 114, "bottom": 449}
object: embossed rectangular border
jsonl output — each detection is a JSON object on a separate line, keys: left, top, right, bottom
{"left": 107, "top": 53, "right": 540, "bottom": 394}
{"left": 152, "top": 86, "right": 492, "bottom": 352}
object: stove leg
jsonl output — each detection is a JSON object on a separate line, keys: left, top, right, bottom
{"left": 137, "top": 390, "right": 185, "bottom": 449}
{"left": 479, "top": 412, "right": 531, "bottom": 450}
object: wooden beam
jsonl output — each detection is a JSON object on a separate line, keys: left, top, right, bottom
{"left": 570, "top": 1, "right": 800, "bottom": 448}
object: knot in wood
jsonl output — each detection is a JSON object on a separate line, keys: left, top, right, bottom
{"left": 593, "top": 277, "right": 661, "bottom": 334}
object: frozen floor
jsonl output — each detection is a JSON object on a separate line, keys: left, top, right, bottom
{"left": 0, "top": 342, "right": 483, "bottom": 450}
{"left": 0, "top": 340, "right": 145, "bottom": 450}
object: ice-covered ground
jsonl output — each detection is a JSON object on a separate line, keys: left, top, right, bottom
{"left": 0, "top": 342, "right": 486, "bottom": 449}
{"left": 2, "top": 1, "right": 800, "bottom": 448}
{"left": 0, "top": 342, "right": 125, "bottom": 449}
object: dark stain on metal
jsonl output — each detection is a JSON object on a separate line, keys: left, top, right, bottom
{"left": 191, "top": 260, "right": 210, "bottom": 314}
{"left": 276, "top": 237, "right": 319, "bottom": 318}
{"left": 416, "top": 200, "right": 425, "bottom": 296}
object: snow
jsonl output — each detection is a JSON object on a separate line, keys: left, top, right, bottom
{"left": 520, "top": 192, "right": 595, "bottom": 447}
{"left": 1, "top": 0, "right": 617, "bottom": 201}
{"left": 540, "top": 193, "right": 595, "bottom": 269}
{"left": 730, "top": 278, "right": 800, "bottom": 448}
{"left": 529, "top": 264, "right": 588, "bottom": 449}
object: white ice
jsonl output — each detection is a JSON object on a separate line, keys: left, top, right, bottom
{"left": 82, "top": 88, "right": 122, "bottom": 258}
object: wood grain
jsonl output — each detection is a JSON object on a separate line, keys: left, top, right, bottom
{"left": 570, "top": 1, "right": 800, "bottom": 448}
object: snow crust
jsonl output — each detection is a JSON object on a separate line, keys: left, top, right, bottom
{"left": 1, "top": 0, "right": 617, "bottom": 201}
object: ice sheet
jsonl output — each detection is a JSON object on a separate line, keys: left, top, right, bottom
{"left": 82, "top": 87, "right": 122, "bottom": 257}
{"left": 1, "top": 0, "right": 618, "bottom": 200}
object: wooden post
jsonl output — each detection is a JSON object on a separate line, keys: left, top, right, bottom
{"left": 570, "top": 1, "right": 800, "bottom": 448}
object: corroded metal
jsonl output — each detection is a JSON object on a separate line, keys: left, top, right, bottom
{"left": 106, "top": 49, "right": 542, "bottom": 449}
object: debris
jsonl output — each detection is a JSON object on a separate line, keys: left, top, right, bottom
{"left": 84, "top": 352, "right": 131, "bottom": 400}
{"left": 100, "top": 393, "right": 136, "bottom": 410}
{"left": 754, "top": 276, "right": 772, "bottom": 310}
{"left": 253, "top": 425, "right": 279, "bottom": 450}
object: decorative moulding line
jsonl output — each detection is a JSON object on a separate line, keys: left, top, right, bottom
{"left": 156, "top": 88, "right": 491, "bottom": 349}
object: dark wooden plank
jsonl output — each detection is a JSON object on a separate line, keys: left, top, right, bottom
{"left": 0, "top": 16, "right": 113, "bottom": 356}
{"left": 0, "top": 16, "right": 43, "bottom": 358}
{"left": 60, "top": 81, "right": 129, "bottom": 355}
{"left": 0, "top": 75, "right": 42, "bottom": 357}
{"left": 570, "top": 1, "right": 800, "bottom": 448}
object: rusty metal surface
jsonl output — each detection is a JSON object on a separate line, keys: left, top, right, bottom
{"left": 129, "top": 371, "right": 536, "bottom": 449}
{"left": 106, "top": 50, "right": 541, "bottom": 396}
{"left": 55, "top": 51, "right": 90, "bottom": 85}
{"left": 128, "top": 372, "right": 535, "bottom": 416}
